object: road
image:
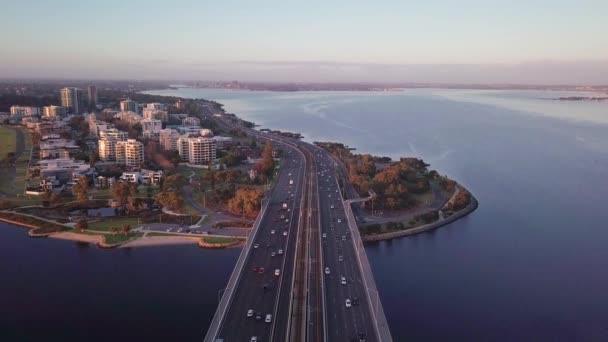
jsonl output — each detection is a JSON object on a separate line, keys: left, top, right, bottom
{"left": 211, "top": 139, "right": 307, "bottom": 341}
{"left": 206, "top": 113, "right": 388, "bottom": 341}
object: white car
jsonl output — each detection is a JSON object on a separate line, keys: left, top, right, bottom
{"left": 342, "top": 236, "right": 346, "bottom": 241}
{"left": 338, "top": 255, "right": 343, "bottom": 262}
{"left": 345, "top": 299, "right": 352, "bottom": 308}
{"left": 285, "top": 218, "right": 289, "bottom": 223}
{"left": 278, "top": 249, "right": 283, "bottom": 255}
{"left": 271, "top": 251, "right": 276, "bottom": 257}
{"left": 330, "top": 205, "right": 334, "bottom": 209}
{"left": 271, "top": 230, "right": 275, "bottom": 235}
{"left": 337, "top": 219, "right": 342, "bottom": 223}
{"left": 274, "top": 269, "right": 280, "bottom": 276}
{"left": 251, "top": 337, "right": 258, "bottom": 342}
{"left": 283, "top": 231, "right": 288, "bottom": 236}
{"left": 325, "top": 267, "right": 330, "bottom": 275}
{"left": 322, "top": 233, "right": 326, "bottom": 238}
{"left": 265, "top": 314, "right": 272, "bottom": 323}
{"left": 341, "top": 276, "right": 347, "bottom": 285}
{"left": 253, "top": 243, "right": 259, "bottom": 249}
{"left": 247, "top": 309, "right": 254, "bottom": 317}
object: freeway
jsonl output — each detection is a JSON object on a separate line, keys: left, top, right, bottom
{"left": 211, "top": 141, "right": 306, "bottom": 342}
{"left": 206, "top": 112, "right": 390, "bottom": 342}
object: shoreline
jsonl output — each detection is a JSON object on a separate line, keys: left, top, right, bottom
{"left": 361, "top": 187, "right": 479, "bottom": 243}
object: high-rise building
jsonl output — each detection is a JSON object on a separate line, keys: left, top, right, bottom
{"left": 159, "top": 128, "right": 181, "bottom": 151}
{"left": 182, "top": 116, "right": 201, "bottom": 127}
{"left": 120, "top": 99, "right": 138, "bottom": 113}
{"left": 143, "top": 108, "right": 169, "bottom": 122}
{"left": 145, "top": 103, "right": 167, "bottom": 110}
{"left": 183, "top": 137, "right": 216, "bottom": 165}
{"left": 60, "top": 87, "right": 84, "bottom": 114}
{"left": 87, "top": 85, "right": 98, "bottom": 109}
{"left": 116, "top": 139, "right": 144, "bottom": 167}
{"left": 42, "top": 106, "right": 67, "bottom": 118}
{"left": 10, "top": 106, "right": 40, "bottom": 116}
{"left": 98, "top": 129, "right": 128, "bottom": 161}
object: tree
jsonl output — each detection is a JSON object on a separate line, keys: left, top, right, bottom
{"left": 111, "top": 182, "right": 134, "bottom": 206}
{"left": 155, "top": 191, "right": 183, "bottom": 210}
{"left": 260, "top": 142, "right": 275, "bottom": 177}
{"left": 72, "top": 177, "right": 89, "bottom": 203}
{"left": 75, "top": 219, "right": 88, "bottom": 232}
{"left": 227, "top": 188, "right": 263, "bottom": 217}
{"left": 121, "top": 224, "right": 131, "bottom": 235}
{"left": 50, "top": 192, "right": 62, "bottom": 206}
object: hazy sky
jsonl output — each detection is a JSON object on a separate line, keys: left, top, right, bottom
{"left": 1, "top": 0, "right": 607, "bottom": 84}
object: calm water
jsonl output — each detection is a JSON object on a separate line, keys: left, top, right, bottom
{"left": 2, "top": 88, "right": 607, "bottom": 341}
{"left": 147, "top": 87, "right": 608, "bottom": 341}
{"left": 0, "top": 223, "right": 240, "bottom": 341}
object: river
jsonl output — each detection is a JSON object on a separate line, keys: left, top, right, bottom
{"left": 2, "top": 87, "right": 608, "bottom": 341}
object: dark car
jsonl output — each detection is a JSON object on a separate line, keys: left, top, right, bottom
{"left": 352, "top": 297, "right": 359, "bottom": 306}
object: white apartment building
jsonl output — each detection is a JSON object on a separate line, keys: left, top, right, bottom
{"left": 141, "top": 118, "right": 162, "bottom": 133}
{"left": 159, "top": 128, "right": 181, "bottom": 151}
{"left": 42, "top": 105, "right": 67, "bottom": 118}
{"left": 98, "top": 129, "right": 128, "bottom": 161}
{"left": 142, "top": 108, "right": 169, "bottom": 122}
{"left": 185, "top": 137, "right": 217, "bottom": 165}
{"left": 200, "top": 128, "right": 214, "bottom": 137}
{"left": 114, "top": 111, "right": 142, "bottom": 126}
{"left": 182, "top": 116, "right": 201, "bottom": 127}
{"left": 145, "top": 103, "right": 167, "bottom": 110}
{"left": 116, "top": 139, "right": 144, "bottom": 167}
{"left": 120, "top": 99, "right": 139, "bottom": 113}
{"left": 10, "top": 106, "right": 40, "bottom": 117}
{"left": 99, "top": 128, "right": 128, "bottom": 141}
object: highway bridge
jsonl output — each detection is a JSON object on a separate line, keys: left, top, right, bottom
{"left": 204, "top": 114, "right": 392, "bottom": 342}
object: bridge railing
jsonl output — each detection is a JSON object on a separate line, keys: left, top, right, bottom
{"left": 203, "top": 196, "right": 271, "bottom": 342}
{"left": 344, "top": 198, "right": 393, "bottom": 342}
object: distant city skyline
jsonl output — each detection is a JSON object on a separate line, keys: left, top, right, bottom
{"left": 1, "top": 0, "right": 607, "bottom": 84}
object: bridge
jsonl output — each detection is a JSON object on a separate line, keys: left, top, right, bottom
{"left": 204, "top": 115, "right": 392, "bottom": 342}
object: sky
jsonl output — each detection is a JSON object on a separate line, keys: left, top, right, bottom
{"left": 1, "top": 0, "right": 607, "bottom": 84}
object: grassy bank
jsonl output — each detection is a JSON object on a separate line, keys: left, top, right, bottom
{"left": 88, "top": 217, "right": 140, "bottom": 231}
{"left": 201, "top": 236, "right": 239, "bottom": 244}
{"left": 0, "top": 211, "right": 69, "bottom": 234}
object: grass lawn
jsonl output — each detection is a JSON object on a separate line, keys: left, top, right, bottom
{"left": 88, "top": 217, "right": 141, "bottom": 231}
{"left": 202, "top": 236, "right": 240, "bottom": 244}
{"left": 146, "top": 232, "right": 188, "bottom": 237}
{"left": 0, "top": 126, "right": 17, "bottom": 158}
{"left": 103, "top": 232, "right": 143, "bottom": 245}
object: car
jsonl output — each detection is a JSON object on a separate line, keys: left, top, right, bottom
{"left": 338, "top": 255, "right": 343, "bottom": 262}
{"left": 253, "top": 266, "right": 259, "bottom": 272}
{"left": 285, "top": 218, "right": 289, "bottom": 223}
{"left": 259, "top": 267, "right": 265, "bottom": 274}
{"left": 177, "top": 228, "right": 183, "bottom": 233}
{"left": 330, "top": 205, "right": 334, "bottom": 209}
{"left": 253, "top": 243, "right": 259, "bottom": 249}
{"left": 251, "top": 337, "right": 258, "bottom": 342}
{"left": 263, "top": 283, "right": 270, "bottom": 292}
{"left": 271, "top": 251, "right": 276, "bottom": 257}
{"left": 341, "top": 276, "right": 347, "bottom": 285}
{"left": 274, "top": 269, "right": 280, "bottom": 276}
{"left": 322, "top": 233, "right": 326, "bottom": 238}
{"left": 265, "top": 314, "right": 272, "bottom": 323}
{"left": 266, "top": 243, "right": 271, "bottom": 248}
{"left": 283, "top": 230, "right": 288, "bottom": 236}
{"left": 342, "top": 236, "right": 346, "bottom": 241}
{"left": 247, "top": 309, "right": 254, "bottom": 317}
{"left": 328, "top": 194, "right": 331, "bottom": 198}
{"left": 337, "top": 219, "right": 342, "bottom": 223}
{"left": 278, "top": 249, "right": 283, "bottom": 255}
{"left": 271, "top": 230, "right": 275, "bottom": 234}
{"left": 325, "top": 267, "right": 330, "bottom": 275}
{"left": 323, "top": 240, "right": 327, "bottom": 246}
{"left": 165, "top": 228, "right": 170, "bottom": 232}
{"left": 345, "top": 299, "right": 352, "bottom": 307}
{"left": 280, "top": 214, "right": 285, "bottom": 219}
{"left": 255, "top": 312, "right": 262, "bottom": 320}
{"left": 353, "top": 297, "right": 359, "bottom": 306}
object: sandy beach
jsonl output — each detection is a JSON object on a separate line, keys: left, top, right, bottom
{"left": 50, "top": 232, "right": 103, "bottom": 244}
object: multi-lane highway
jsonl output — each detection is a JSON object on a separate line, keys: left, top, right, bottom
{"left": 206, "top": 113, "right": 391, "bottom": 342}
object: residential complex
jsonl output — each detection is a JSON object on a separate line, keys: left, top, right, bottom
{"left": 143, "top": 108, "right": 169, "bottom": 122}
{"left": 116, "top": 139, "right": 144, "bottom": 167}
{"left": 120, "top": 99, "right": 139, "bottom": 113}
{"left": 178, "top": 136, "right": 217, "bottom": 165}
{"left": 60, "top": 87, "right": 84, "bottom": 114}
{"left": 182, "top": 116, "right": 201, "bottom": 126}
{"left": 141, "top": 118, "right": 162, "bottom": 139}
{"left": 159, "top": 128, "right": 181, "bottom": 151}
{"left": 42, "top": 105, "right": 67, "bottom": 118}
{"left": 10, "top": 106, "right": 40, "bottom": 117}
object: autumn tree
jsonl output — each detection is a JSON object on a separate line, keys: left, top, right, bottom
{"left": 75, "top": 219, "right": 88, "bottom": 232}
{"left": 260, "top": 142, "right": 275, "bottom": 177}
{"left": 72, "top": 177, "right": 89, "bottom": 203}
{"left": 155, "top": 191, "right": 183, "bottom": 210}
{"left": 227, "top": 188, "right": 263, "bottom": 217}
{"left": 111, "top": 181, "right": 135, "bottom": 206}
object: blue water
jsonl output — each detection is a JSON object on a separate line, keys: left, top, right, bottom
{"left": 2, "top": 88, "right": 607, "bottom": 341}
{"left": 147, "top": 87, "right": 608, "bottom": 340}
